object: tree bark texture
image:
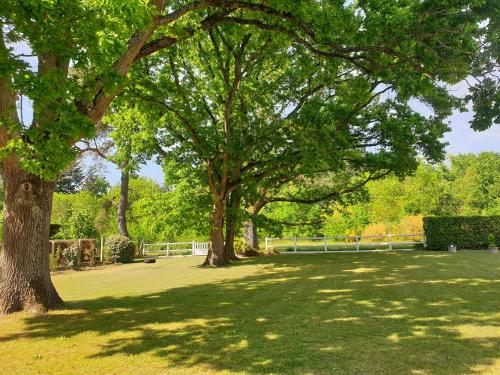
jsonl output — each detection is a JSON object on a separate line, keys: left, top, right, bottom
{"left": 117, "top": 169, "right": 130, "bottom": 237}
{"left": 243, "top": 202, "right": 265, "bottom": 255}
{"left": 243, "top": 216, "right": 259, "bottom": 252}
{"left": 224, "top": 192, "right": 241, "bottom": 261}
{"left": 0, "top": 162, "right": 63, "bottom": 314}
{"left": 203, "top": 200, "right": 228, "bottom": 267}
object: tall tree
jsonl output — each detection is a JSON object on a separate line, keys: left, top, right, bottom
{"left": 129, "top": 10, "right": 495, "bottom": 266}
{"left": 55, "top": 161, "right": 85, "bottom": 194}
{"left": 79, "top": 106, "right": 151, "bottom": 237}
{"left": 81, "top": 165, "right": 109, "bottom": 197}
{"left": 0, "top": 0, "right": 307, "bottom": 313}
{"left": 0, "top": 1, "right": 497, "bottom": 312}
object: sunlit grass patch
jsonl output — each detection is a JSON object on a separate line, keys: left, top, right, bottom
{"left": 0, "top": 251, "right": 499, "bottom": 375}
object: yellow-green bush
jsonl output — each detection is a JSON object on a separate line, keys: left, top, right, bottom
{"left": 361, "top": 223, "right": 388, "bottom": 241}
{"left": 397, "top": 215, "right": 424, "bottom": 234}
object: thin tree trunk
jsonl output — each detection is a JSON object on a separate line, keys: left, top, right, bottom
{"left": 117, "top": 169, "right": 129, "bottom": 237}
{"left": 203, "top": 199, "right": 228, "bottom": 267}
{"left": 0, "top": 163, "right": 63, "bottom": 314}
{"left": 224, "top": 191, "right": 241, "bottom": 261}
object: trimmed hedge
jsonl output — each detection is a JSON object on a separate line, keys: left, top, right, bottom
{"left": 423, "top": 216, "right": 500, "bottom": 250}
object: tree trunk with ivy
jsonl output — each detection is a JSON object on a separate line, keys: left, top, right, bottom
{"left": 0, "top": 160, "right": 63, "bottom": 314}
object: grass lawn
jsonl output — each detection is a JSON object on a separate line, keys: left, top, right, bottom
{"left": 0, "top": 251, "right": 499, "bottom": 375}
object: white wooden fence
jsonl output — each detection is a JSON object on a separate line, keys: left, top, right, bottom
{"left": 142, "top": 234, "right": 424, "bottom": 258}
{"left": 265, "top": 234, "right": 425, "bottom": 254}
{"left": 142, "top": 241, "right": 209, "bottom": 257}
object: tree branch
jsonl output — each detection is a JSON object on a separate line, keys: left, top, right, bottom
{"left": 263, "top": 170, "right": 391, "bottom": 205}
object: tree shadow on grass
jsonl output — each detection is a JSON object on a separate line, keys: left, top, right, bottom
{"left": 3, "top": 252, "right": 500, "bottom": 374}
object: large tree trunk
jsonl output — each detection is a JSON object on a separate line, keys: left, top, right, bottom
{"left": 243, "top": 215, "right": 259, "bottom": 252}
{"left": 117, "top": 169, "right": 129, "bottom": 237}
{"left": 224, "top": 192, "right": 241, "bottom": 261}
{"left": 243, "top": 201, "right": 265, "bottom": 255}
{"left": 0, "top": 163, "right": 63, "bottom": 314}
{"left": 203, "top": 200, "right": 228, "bottom": 267}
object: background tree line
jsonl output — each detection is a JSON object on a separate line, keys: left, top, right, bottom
{"left": 265, "top": 152, "right": 499, "bottom": 241}
{"left": 1, "top": 151, "right": 492, "bottom": 249}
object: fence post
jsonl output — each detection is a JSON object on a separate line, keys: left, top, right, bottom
{"left": 192, "top": 240, "right": 195, "bottom": 256}
{"left": 324, "top": 237, "right": 327, "bottom": 252}
{"left": 167, "top": 242, "right": 170, "bottom": 257}
{"left": 50, "top": 240, "right": 55, "bottom": 255}
{"left": 100, "top": 237, "right": 104, "bottom": 262}
{"left": 388, "top": 234, "right": 392, "bottom": 251}
{"left": 294, "top": 237, "right": 298, "bottom": 252}
{"left": 356, "top": 236, "right": 360, "bottom": 252}
{"left": 265, "top": 237, "right": 268, "bottom": 252}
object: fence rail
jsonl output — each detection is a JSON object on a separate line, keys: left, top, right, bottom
{"left": 265, "top": 234, "right": 425, "bottom": 254}
{"left": 142, "top": 241, "right": 208, "bottom": 257}
{"left": 142, "top": 234, "right": 424, "bottom": 258}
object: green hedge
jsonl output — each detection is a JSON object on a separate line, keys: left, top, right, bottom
{"left": 423, "top": 216, "right": 500, "bottom": 250}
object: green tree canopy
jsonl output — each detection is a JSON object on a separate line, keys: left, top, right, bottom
{"left": 123, "top": 6, "right": 499, "bottom": 264}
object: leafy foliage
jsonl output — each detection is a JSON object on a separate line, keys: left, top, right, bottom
{"left": 487, "top": 233, "right": 496, "bottom": 248}
{"left": 56, "top": 161, "right": 109, "bottom": 195}
{"left": 124, "top": 12, "right": 500, "bottom": 258}
{"left": 55, "top": 162, "right": 85, "bottom": 194}
{"left": 44, "top": 153, "right": 499, "bottom": 245}
{"left": 81, "top": 165, "right": 110, "bottom": 196}
{"left": 61, "top": 244, "right": 80, "bottom": 268}
{"left": 262, "top": 154, "right": 498, "bottom": 239}
{"left": 104, "top": 234, "right": 135, "bottom": 263}
{"left": 361, "top": 223, "right": 388, "bottom": 238}
{"left": 397, "top": 215, "right": 424, "bottom": 235}
{"left": 52, "top": 191, "right": 103, "bottom": 239}
{"left": 446, "top": 153, "right": 500, "bottom": 215}
{"left": 423, "top": 216, "right": 500, "bottom": 250}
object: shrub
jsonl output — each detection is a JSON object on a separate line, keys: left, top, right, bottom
{"left": 423, "top": 216, "right": 500, "bottom": 250}
{"left": 69, "top": 211, "right": 98, "bottom": 239}
{"left": 52, "top": 245, "right": 65, "bottom": 269}
{"left": 83, "top": 243, "right": 98, "bottom": 267}
{"left": 397, "top": 215, "right": 424, "bottom": 234}
{"left": 62, "top": 243, "right": 80, "bottom": 268}
{"left": 104, "top": 235, "right": 135, "bottom": 263}
{"left": 361, "top": 223, "right": 387, "bottom": 241}
{"left": 234, "top": 237, "right": 245, "bottom": 255}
